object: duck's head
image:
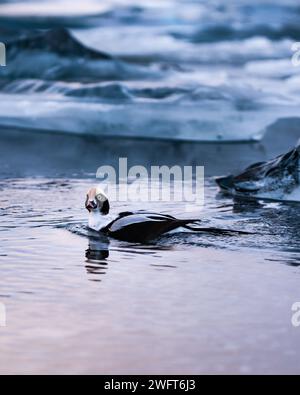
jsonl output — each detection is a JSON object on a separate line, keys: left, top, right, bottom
{"left": 85, "top": 187, "right": 110, "bottom": 215}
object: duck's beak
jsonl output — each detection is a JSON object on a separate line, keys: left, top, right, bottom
{"left": 85, "top": 197, "right": 98, "bottom": 212}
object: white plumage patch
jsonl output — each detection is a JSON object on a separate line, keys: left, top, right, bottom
{"left": 88, "top": 210, "right": 113, "bottom": 231}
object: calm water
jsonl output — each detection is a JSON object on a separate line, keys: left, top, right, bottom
{"left": 1, "top": 0, "right": 300, "bottom": 374}
{"left": 1, "top": 128, "right": 300, "bottom": 374}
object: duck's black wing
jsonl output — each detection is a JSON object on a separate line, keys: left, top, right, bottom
{"left": 102, "top": 212, "right": 200, "bottom": 242}
{"left": 101, "top": 212, "right": 250, "bottom": 242}
{"left": 216, "top": 142, "right": 300, "bottom": 195}
{"left": 117, "top": 210, "right": 176, "bottom": 220}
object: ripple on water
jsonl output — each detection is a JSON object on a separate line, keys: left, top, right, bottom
{"left": 1, "top": 177, "right": 300, "bottom": 375}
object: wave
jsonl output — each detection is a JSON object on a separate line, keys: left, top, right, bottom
{"left": 0, "top": 78, "right": 190, "bottom": 102}
{"left": 1, "top": 90, "right": 297, "bottom": 142}
{"left": 8, "top": 27, "right": 112, "bottom": 60}
{"left": 1, "top": 28, "right": 160, "bottom": 81}
{"left": 171, "top": 24, "right": 300, "bottom": 44}
{"left": 0, "top": 0, "right": 112, "bottom": 29}
{"left": 1, "top": 1, "right": 300, "bottom": 143}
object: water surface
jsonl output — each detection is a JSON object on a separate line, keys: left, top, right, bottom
{"left": 1, "top": 0, "right": 300, "bottom": 375}
{"left": 1, "top": 128, "right": 300, "bottom": 374}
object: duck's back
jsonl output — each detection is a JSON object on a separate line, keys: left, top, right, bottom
{"left": 102, "top": 212, "right": 195, "bottom": 242}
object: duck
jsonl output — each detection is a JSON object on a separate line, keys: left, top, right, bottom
{"left": 85, "top": 187, "right": 249, "bottom": 243}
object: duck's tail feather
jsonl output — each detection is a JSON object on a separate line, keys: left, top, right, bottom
{"left": 183, "top": 224, "right": 252, "bottom": 235}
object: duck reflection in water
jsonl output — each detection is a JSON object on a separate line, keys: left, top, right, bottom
{"left": 85, "top": 234, "right": 110, "bottom": 280}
